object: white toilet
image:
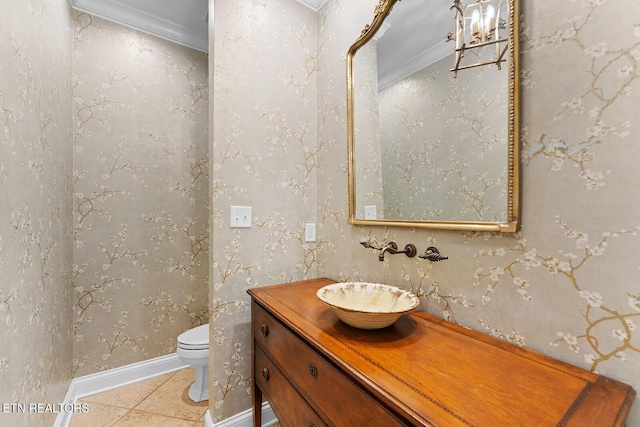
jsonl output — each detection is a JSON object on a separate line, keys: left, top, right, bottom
{"left": 177, "top": 324, "right": 209, "bottom": 402}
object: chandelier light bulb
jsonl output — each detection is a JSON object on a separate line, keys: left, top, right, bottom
{"left": 484, "top": 5, "right": 496, "bottom": 39}
{"left": 470, "top": 9, "right": 481, "bottom": 44}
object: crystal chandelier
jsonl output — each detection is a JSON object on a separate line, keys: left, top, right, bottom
{"left": 446, "top": 0, "right": 508, "bottom": 76}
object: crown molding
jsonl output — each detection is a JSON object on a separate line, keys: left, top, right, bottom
{"left": 296, "top": 0, "right": 327, "bottom": 12}
{"left": 70, "top": 0, "right": 208, "bottom": 52}
{"left": 70, "top": 0, "right": 325, "bottom": 54}
{"left": 378, "top": 40, "right": 452, "bottom": 90}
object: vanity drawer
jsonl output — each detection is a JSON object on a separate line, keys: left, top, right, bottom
{"left": 255, "top": 345, "right": 328, "bottom": 427}
{"left": 253, "top": 302, "right": 407, "bottom": 427}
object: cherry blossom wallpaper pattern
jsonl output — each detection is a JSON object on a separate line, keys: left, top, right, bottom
{"left": 2, "top": 3, "right": 209, "bottom": 424}
{"left": 378, "top": 56, "right": 507, "bottom": 222}
{"left": 209, "top": 0, "right": 321, "bottom": 420}
{"left": 0, "top": 1, "right": 74, "bottom": 426}
{"left": 351, "top": 38, "right": 507, "bottom": 222}
{"left": 72, "top": 13, "right": 209, "bottom": 376}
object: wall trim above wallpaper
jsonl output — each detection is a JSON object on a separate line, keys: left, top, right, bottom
{"left": 69, "top": 0, "right": 208, "bottom": 52}
{"left": 296, "top": 0, "right": 327, "bottom": 12}
{"left": 54, "top": 354, "right": 188, "bottom": 427}
{"left": 68, "top": 0, "right": 327, "bottom": 54}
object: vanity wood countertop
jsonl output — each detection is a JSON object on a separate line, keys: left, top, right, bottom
{"left": 248, "top": 278, "right": 635, "bottom": 426}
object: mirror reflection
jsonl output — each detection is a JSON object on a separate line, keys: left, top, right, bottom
{"left": 347, "top": 0, "right": 520, "bottom": 232}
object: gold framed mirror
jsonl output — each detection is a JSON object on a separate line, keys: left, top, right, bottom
{"left": 347, "top": 0, "right": 520, "bottom": 232}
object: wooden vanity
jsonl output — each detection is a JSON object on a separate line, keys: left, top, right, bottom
{"left": 248, "top": 278, "right": 635, "bottom": 426}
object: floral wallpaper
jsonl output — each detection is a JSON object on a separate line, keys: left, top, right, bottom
{"left": 378, "top": 55, "right": 507, "bottom": 222}
{"left": 351, "top": 39, "right": 507, "bottom": 222}
{"left": 2, "top": 2, "right": 208, "bottom": 424}
{"left": 352, "top": 41, "right": 385, "bottom": 218}
{"left": 72, "top": 12, "right": 209, "bottom": 376}
{"left": 210, "top": 0, "right": 320, "bottom": 420}
{"left": 0, "top": 1, "right": 74, "bottom": 426}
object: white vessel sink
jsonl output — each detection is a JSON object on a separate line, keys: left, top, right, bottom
{"left": 316, "top": 282, "right": 419, "bottom": 330}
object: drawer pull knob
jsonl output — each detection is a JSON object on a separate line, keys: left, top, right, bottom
{"left": 309, "top": 363, "right": 318, "bottom": 379}
{"left": 262, "top": 367, "right": 270, "bottom": 382}
{"left": 261, "top": 323, "right": 269, "bottom": 337}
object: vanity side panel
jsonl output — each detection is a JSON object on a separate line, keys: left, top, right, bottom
{"left": 250, "top": 301, "right": 263, "bottom": 427}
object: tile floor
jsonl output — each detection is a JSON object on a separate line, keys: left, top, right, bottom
{"left": 69, "top": 368, "right": 208, "bottom": 427}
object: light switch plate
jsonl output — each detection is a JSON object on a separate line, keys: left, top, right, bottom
{"left": 230, "top": 206, "right": 252, "bottom": 228}
{"left": 364, "top": 205, "right": 377, "bottom": 220}
{"left": 305, "top": 223, "right": 316, "bottom": 242}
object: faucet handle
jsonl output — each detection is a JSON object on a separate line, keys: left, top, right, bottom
{"left": 360, "top": 240, "right": 382, "bottom": 250}
{"left": 419, "top": 247, "right": 448, "bottom": 262}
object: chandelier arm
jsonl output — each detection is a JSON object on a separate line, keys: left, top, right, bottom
{"left": 450, "top": 58, "right": 506, "bottom": 72}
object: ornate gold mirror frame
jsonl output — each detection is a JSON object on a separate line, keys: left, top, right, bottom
{"left": 346, "top": 0, "right": 521, "bottom": 232}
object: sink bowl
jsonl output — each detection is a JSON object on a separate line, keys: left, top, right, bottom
{"left": 316, "top": 282, "right": 419, "bottom": 330}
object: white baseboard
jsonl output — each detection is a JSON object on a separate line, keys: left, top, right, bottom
{"left": 209, "top": 402, "right": 277, "bottom": 427}
{"left": 54, "top": 353, "right": 188, "bottom": 427}
{"left": 54, "top": 353, "right": 276, "bottom": 427}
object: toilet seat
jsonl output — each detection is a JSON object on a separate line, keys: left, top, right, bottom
{"left": 178, "top": 342, "right": 208, "bottom": 350}
{"left": 177, "top": 324, "right": 209, "bottom": 350}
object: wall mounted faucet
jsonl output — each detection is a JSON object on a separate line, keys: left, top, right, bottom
{"left": 360, "top": 240, "right": 417, "bottom": 261}
{"left": 379, "top": 242, "right": 417, "bottom": 261}
{"left": 419, "top": 247, "right": 448, "bottom": 262}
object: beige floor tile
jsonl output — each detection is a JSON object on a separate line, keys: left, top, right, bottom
{"left": 133, "top": 368, "right": 207, "bottom": 421}
{"left": 68, "top": 368, "right": 210, "bottom": 426}
{"left": 68, "top": 401, "right": 129, "bottom": 427}
{"left": 170, "top": 367, "right": 200, "bottom": 386}
{"left": 81, "top": 371, "right": 176, "bottom": 409}
{"left": 111, "top": 410, "right": 197, "bottom": 427}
